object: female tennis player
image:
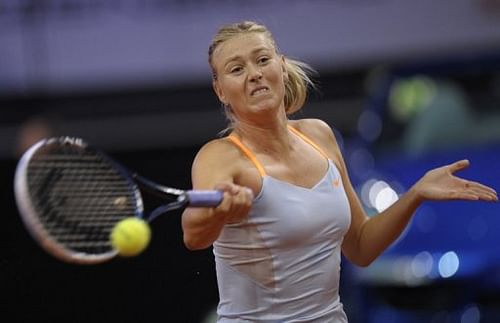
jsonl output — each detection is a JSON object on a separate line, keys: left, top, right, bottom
{"left": 181, "top": 21, "right": 498, "bottom": 322}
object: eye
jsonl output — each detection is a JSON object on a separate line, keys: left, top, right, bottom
{"left": 230, "top": 66, "right": 243, "bottom": 74}
{"left": 258, "top": 56, "right": 270, "bottom": 65}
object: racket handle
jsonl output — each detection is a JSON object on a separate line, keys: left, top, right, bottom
{"left": 187, "top": 190, "right": 223, "bottom": 207}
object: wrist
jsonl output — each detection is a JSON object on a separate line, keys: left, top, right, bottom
{"left": 408, "top": 185, "right": 425, "bottom": 206}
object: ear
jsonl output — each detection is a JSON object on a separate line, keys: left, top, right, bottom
{"left": 212, "top": 79, "right": 227, "bottom": 105}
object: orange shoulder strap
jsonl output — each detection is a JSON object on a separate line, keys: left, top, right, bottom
{"left": 287, "top": 125, "right": 330, "bottom": 160}
{"left": 227, "top": 134, "right": 266, "bottom": 177}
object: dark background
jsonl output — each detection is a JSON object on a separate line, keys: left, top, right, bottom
{"left": 2, "top": 1, "right": 500, "bottom": 322}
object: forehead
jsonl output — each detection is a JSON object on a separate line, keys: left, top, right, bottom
{"left": 212, "top": 33, "right": 275, "bottom": 65}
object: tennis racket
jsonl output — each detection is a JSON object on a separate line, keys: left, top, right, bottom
{"left": 14, "top": 137, "right": 223, "bottom": 265}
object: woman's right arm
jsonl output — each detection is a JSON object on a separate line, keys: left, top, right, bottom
{"left": 181, "top": 139, "right": 254, "bottom": 250}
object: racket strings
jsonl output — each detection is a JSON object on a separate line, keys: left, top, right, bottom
{"left": 27, "top": 145, "right": 137, "bottom": 255}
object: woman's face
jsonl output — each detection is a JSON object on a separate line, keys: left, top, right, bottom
{"left": 211, "top": 32, "right": 287, "bottom": 123}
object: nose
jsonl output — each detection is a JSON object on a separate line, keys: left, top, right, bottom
{"left": 248, "top": 64, "right": 263, "bottom": 82}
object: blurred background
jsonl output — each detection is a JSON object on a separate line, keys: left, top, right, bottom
{"left": 1, "top": 0, "right": 500, "bottom": 322}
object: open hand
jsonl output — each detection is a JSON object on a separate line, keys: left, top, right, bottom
{"left": 412, "top": 160, "right": 498, "bottom": 202}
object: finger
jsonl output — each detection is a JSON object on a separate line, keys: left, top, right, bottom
{"left": 452, "top": 191, "right": 480, "bottom": 201}
{"left": 448, "top": 159, "right": 470, "bottom": 173}
{"left": 468, "top": 187, "right": 499, "bottom": 202}
{"left": 234, "top": 188, "right": 253, "bottom": 209}
{"left": 214, "top": 182, "right": 231, "bottom": 191}
{"left": 225, "top": 190, "right": 252, "bottom": 223}
{"left": 461, "top": 179, "right": 498, "bottom": 200}
{"left": 214, "top": 182, "right": 240, "bottom": 195}
{"left": 243, "top": 187, "right": 254, "bottom": 202}
{"left": 466, "top": 181, "right": 498, "bottom": 195}
{"left": 216, "top": 191, "right": 233, "bottom": 213}
{"left": 457, "top": 180, "right": 498, "bottom": 199}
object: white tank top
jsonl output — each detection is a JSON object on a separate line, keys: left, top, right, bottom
{"left": 213, "top": 125, "right": 351, "bottom": 322}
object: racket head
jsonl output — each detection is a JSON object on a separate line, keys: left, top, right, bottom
{"left": 14, "top": 137, "right": 144, "bottom": 264}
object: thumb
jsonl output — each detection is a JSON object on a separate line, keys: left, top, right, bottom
{"left": 448, "top": 159, "right": 470, "bottom": 173}
{"left": 214, "top": 182, "right": 240, "bottom": 195}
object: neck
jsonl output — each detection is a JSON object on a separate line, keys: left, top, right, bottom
{"left": 232, "top": 112, "right": 294, "bottom": 156}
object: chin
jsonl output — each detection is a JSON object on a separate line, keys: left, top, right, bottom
{"left": 251, "top": 104, "right": 279, "bottom": 115}
{"left": 250, "top": 97, "right": 282, "bottom": 112}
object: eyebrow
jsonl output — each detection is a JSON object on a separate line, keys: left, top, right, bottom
{"left": 223, "top": 47, "right": 271, "bottom": 68}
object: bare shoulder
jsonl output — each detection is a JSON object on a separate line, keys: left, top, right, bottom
{"left": 194, "top": 137, "right": 238, "bottom": 163}
{"left": 289, "top": 118, "right": 340, "bottom": 150}
{"left": 289, "top": 119, "right": 348, "bottom": 174}
{"left": 191, "top": 137, "right": 242, "bottom": 189}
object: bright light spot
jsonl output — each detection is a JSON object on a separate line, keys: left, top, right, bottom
{"left": 461, "top": 305, "right": 480, "bottom": 323}
{"left": 391, "top": 256, "right": 413, "bottom": 285}
{"left": 438, "top": 251, "right": 459, "bottom": 278}
{"left": 374, "top": 186, "right": 399, "bottom": 212}
{"left": 361, "top": 179, "right": 378, "bottom": 208}
{"left": 411, "top": 251, "right": 433, "bottom": 278}
{"left": 362, "top": 179, "right": 400, "bottom": 212}
{"left": 388, "top": 75, "right": 437, "bottom": 122}
{"left": 368, "top": 180, "right": 388, "bottom": 208}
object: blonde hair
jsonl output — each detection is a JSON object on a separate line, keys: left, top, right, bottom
{"left": 208, "top": 21, "right": 316, "bottom": 119}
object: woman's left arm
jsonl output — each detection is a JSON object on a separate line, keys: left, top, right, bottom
{"left": 300, "top": 119, "right": 498, "bottom": 267}
{"left": 344, "top": 158, "right": 497, "bottom": 266}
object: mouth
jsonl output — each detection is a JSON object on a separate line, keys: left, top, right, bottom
{"left": 250, "top": 86, "right": 269, "bottom": 96}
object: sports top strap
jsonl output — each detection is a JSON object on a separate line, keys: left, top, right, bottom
{"left": 287, "top": 125, "right": 330, "bottom": 159}
{"left": 227, "top": 124, "right": 329, "bottom": 178}
{"left": 227, "top": 135, "right": 267, "bottom": 177}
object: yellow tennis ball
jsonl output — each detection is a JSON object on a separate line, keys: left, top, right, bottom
{"left": 110, "top": 218, "right": 151, "bottom": 257}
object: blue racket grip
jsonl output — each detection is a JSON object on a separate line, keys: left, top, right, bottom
{"left": 187, "top": 190, "right": 224, "bottom": 207}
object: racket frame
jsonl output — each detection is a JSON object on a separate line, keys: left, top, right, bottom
{"left": 14, "top": 137, "right": 142, "bottom": 264}
{"left": 14, "top": 137, "right": 222, "bottom": 265}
